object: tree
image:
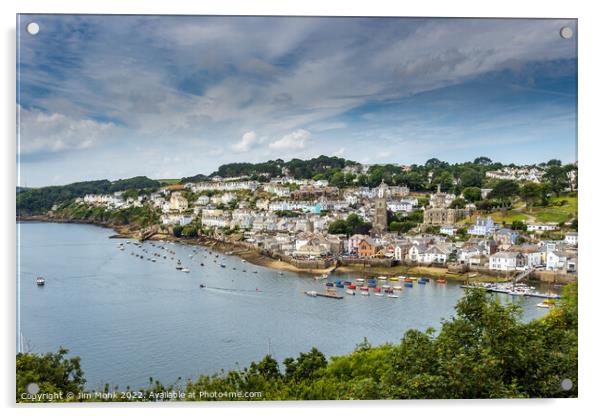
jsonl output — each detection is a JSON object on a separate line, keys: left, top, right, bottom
{"left": 510, "top": 220, "right": 527, "bottom": 231}
{"left": 473, "top": 156, "right": 492, "bottom": 166}
{"left": 460, "top": 168, "right": 482, "bottom": 188}
{"left": 543, "top": 165, "right": 569, "bottom": 197}
{"left": 173, "top": 225, "right": 183, "bottom": 237}
{"left": 489, "top": 180, "right": 520, "bottom": 208}
{"left": 17, "top": 348, "right": 85, "bottom": 402}
{"left": 463, "top": 187, "right": 482, "bottom": 203}
{"left": 432, "top": 171, "right": 454, "bottom": 192}
{"left": 520, "top": 182, "right": 543, "bottom": 210}
{"left": 449, "top": 198, "right": 466, "bottom": 209}
{"left": 328, "top": 219, "right": 348, "bottom": 235}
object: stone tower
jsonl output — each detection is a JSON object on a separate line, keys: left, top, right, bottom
{"left": 374, "top": 180, "right": 388, "bottom": 235}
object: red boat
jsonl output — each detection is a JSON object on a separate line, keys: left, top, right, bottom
{"left": 436, "top": 278, "right": 447, "bottom": 284}
{"left": 348, "top": 284, "right": 356, "bottom": 290}
{"left": 404, "top": 277, "right": 413, "bottom": 282}
{"left": 360, "top": 286, "right": 369, "bottom": 291}
{"left": 373, "top": 287, "right": 381, "bottom": 292}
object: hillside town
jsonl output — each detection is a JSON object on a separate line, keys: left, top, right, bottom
{"left": 69, "top": 164, "right": 578, "bottom": 280}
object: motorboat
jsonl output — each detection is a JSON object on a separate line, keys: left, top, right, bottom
{"left": 345, "top": 289, "right": 355, "bottom": 296}
{"left": 314, "top": 273, "right": 329, "bottom": 281}
{"left": 181, "top": 268, "right": 190, "bottom": 273}
{"left": 36, "top": 276, "right": 45, "bottom": 286}
{"left": 387, "top": 294, "right": 399, "bottom": 298}
{"left": 305, "top": 291, "right": 318, "bottom": 297}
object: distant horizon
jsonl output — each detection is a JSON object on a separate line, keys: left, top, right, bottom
{"left": 17, "top": 154, "right": 578, "bottom": 189}
{"left": 17, "top": 15, "right": 577, "bottom": 187}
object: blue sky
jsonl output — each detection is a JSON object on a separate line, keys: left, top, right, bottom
{"left": 17, "top": 15, "right": 577, "bottom": 186}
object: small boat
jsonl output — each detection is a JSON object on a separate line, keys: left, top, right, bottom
{"left": 278, "top": 272, "right": 284, "bottom": 275}
{"left": 36, "top": 276, "right": 45, "bottom": 286}
{"left": 359, "top": 286, "right": 369, "bottom": 291}
{"left": 377, "top": 276, "right": 387, "bottom": 281}
{"left": 314, "top": 273, "right": 329, "bottom": 281}
{"left": 253, "top": 271, "right": 258, "bottom": 274}
{"left": 436, "top": 278, "right": 447, "bottom": 284}
{"left": 356, "top": 278, "right": 365, "bottom": 283}
{"left": 242, "top": 259, "right": 247, "bottom": 263}
{"left": 305, "top": 291, "right": 318, "bottom": 297}
{"left": 420, "top": 277, "right": 430, "bottom": 282}
{"left": 537, "top": 299, "right": 556, "bottom": 308}
{"left": 382, "top": 284, "right": 391, "bottom": 289}
{"left": 404, "top": 282, "right": 413, "bottom": 287}
{"left": 368, "top": 283, "right": 377, "bottom": 288}
{"left": 326, "top": 282, "right": 334, "bottom": 287}
{"left": 181, "top": 268, "right": 190, "bottom": 273}
{"left": 220, "top": 264, "right": 226, "bottom": 268}
{"left": 200, "top": 263, "right": 204, "bottom": 266}
{"left": 343, "top": 281, "right": 352, "bottom": 285}
{"left": 360, "top": 291, "right": 370, "bottom": 296}
{"left": 388, "top": 277, "right": 399, "bottom": 281}
{"left": 374, "top": 293, "right": 384, "bottom": 297}
{"left": 418, "top": 280, "right": 426, "bottom": 285}
{"left": 199, "top": 284, "right": 205, "bottom": 288}
{"left": 393, "top": 285, "right": 403, "bottom": 291}
{"left": 373, "top": 287, "right": 381, "bottom": 292}
{"left": 335, "top": 283, "right": 345, "bottom": 288}
{"left": 404, "top": 277, "right": 413, "bottom": 282}
{"left": 176, "top": 265, "right": 183, "bottom": 270}
{"left": 387, "top": 294, "right": 399, "bottom": 298}
{"left": 348, "top": 284, "right": 356, "bottom": 290}
{"left": 345, "top": 289, "right": 355, "bottom": 296}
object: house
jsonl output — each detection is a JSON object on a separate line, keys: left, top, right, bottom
{"left": 468, "top": 254, "right": 489, "bottom": 267}
{"left": 357, "top": 239, "right": 377, "bottom": 258}
{"left": 468, "top": 216, "right": 495, "bottom": 236}
{"left": 527, "top": 223, "right": 558, "bottom": 232}
{"left": 489, "top": 251, "right": 526, "bottom": 271}
{"left": 423, "top": 244, "right": 453, "bottom": 264}
{"left": 348, "top": 234, "right": 370, "bottom": 255}
{"left": 547, "top": 251, "right": 578, "bottom": 272}
{"left": 201, "top": 209, "right": 232, "bottom": 228}
{"left": 515, "top": 244, "right": 545, "bottom": 269}
{"left": 565, "top": 232, "right": 578, "bottom": 246}
{"left": 169, "top": 192, "right": 189, "bottom": 212}
{"left": 439, "top": 225, "right": 458, "bottom": 236}
{"left": 493, "top": 228, "right": 519, "bottom": 246}
{"left": 407, "top": 243, "right": 428, "bottom": 263}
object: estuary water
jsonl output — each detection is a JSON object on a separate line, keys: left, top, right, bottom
{"left": 17, "top": 222, "right": 551, "bottom": 390}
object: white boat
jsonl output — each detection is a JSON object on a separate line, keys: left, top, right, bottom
{"left": 181, "top": 268, "right": 190, "bottom": 273}
{"left": 345, "top": 289, "right": 355, "bottom": 296}
{"left": 314, "top": 273, "right": 329, "bottom": 281}
{"left": 377, "top": 276, "right": 387, "bottom": 281}
{"left": 241, "top": 259, "right": 247, "bottom": 263}
{"left": 374, "top": 293, "right": 385, "bottom": 297}
{"left": 356, "top": 278, "right": 365, "bottom": 283}
{"left": 36, "top": 276, "right": 45, "bottom": 286}
{"left": 536, "top": 302, "right": 550, "bottom": 308}
{"left": 393, "top": 285, "right": 403, "bottom": 291}
{"left": 387, "top": 294, "right": 399, "bottom": 298}
{"left": 382, "top": 284, "right": 391, "bottom": 289}
{"left": 360, "top": 291, "right": 369, "bottom": 296}
{"left": 305, "top": 291, "right": 317, "bottom": 297}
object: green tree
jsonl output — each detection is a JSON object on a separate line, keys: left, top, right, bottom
{"left": 489, "top": 180, "right": 520, "bottom": 208}
{"left": 463, "top": 187, "right": 482, "bottom": 203}
{"left": 449, "top": 198, "right": 466, "bottom": 209}
{"left": 543, "top": 165, "right": 569, "bottom": 197}
{"left": 17, "top": 348, "right": 85, "bottom": 402}
{"left": 460, "top": 168, "right": 482, "bottom": 188}
{"left": 520, "top": 182, "right": 543, "bottom": 210}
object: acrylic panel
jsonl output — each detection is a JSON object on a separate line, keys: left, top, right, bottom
{"left": 16, "top": 15, "right": 578, "bottom": 402}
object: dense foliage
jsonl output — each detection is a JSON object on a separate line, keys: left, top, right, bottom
{"left": 16, "top": 284, "right": 577, "bottom": 402}
{"left": 16, "top": 176, "right": 160, "bottom": 215}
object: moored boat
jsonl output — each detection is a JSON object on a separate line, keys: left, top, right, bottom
{"left": 436, "top": 278, "right": 447, "bottom": 284}
{"left": 404, "top": 282, "right": 413, "bottom": 287}
{"left": 181, "top": 268, "right": 190, "bottom": 273}
{"left": 305, "top": 290, "right": 318, "bottom": 297}
{"left": 404, "top": 277, "right": 413, "bottom": 282}
{"left": 374, "top": 293, "right": 384, "bottom": 297}
{"left": 387, "top": 294, "right": 399, "bottom": 298}
{"left": 36, "top": 276, "right": 45, "bottom": 286}
{"left": 345, "top": 289, "right": 355, "bottom": 296}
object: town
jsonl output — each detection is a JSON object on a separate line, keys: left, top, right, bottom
{"left": 35, "top": 156, "right": 578, "bottom": 282}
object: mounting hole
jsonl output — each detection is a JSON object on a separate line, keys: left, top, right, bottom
{"left": 560, "top": 26, "right": 573, "bottom": 40}
{"left": 26, "top": 22, "right": 40, "bottom": 36}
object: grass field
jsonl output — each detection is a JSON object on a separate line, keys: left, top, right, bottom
{"left": 531, "top": 196, "right": 577, "bottom": 224}
{"left": 157, "top": 179, "right": 181, "bottom": 184}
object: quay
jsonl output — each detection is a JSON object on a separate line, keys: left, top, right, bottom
{"left": 460, "top": 284, "right": 560, "bottom": 299}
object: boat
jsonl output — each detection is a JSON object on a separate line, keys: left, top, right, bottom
{"left": 359, "top": 286, "right": 369, "bottom": 291}
{"left": 305, "top": 291, "right": 318, "bottom": 297}
{"left": 374, "top": 293, "right": 385, "bottom": 297}
{"left": 335, "top": 283, "right": 345, "bottom": 288}
{"left": 199, "top": 284, "right": 205, "bottom": 288}
{"left": 392, "top": 285, "right": 403, "bottom": 291}
{"left": 242, "top": 259, "right": 247, "bottom": 263}
{"left": 381, "top": 284, "right": 391, "bottom": 289}
{"left": 387, "top": 294, "right": 399, "bottom": 298}
{"left": 325, "top": 282, "right": 334, "bottom": 287}
{"left": 175, "top": 265, "right": 183, "bottom": 270}
{"left": 537, "top": 299, "right": 556, "bottom": 308}
{"left": 355, "top": 278, "right": 365, "bottom": 283}
{"left": 418, "top": 280, "right": 427, "bottom": 285}
{"left": 220, "top": 264, "right": 226, "bottom": 268}
{"left": 436, "top": 278, "right": 447, "bottom": 284}
{"left": 377, "top": 276, "right": 387, "bottom": 281}
{"left": 404, "top": 282, "right": 413, "bottom": 287}
{"left": 343, "top": 281, "right": 352, "bottom": 285}
{"left": 36, "top": 276, "right": 45, "bottom": 286}
{"left": 348, "top": 284, "right": 356, "bottom": 290}
{"left": 360, "top": 291, "right": 370, "bottom": 296}
{"left": 368, "top": 283, "right": 377, "bottom": 288}
{"left": 388, "top": 277, "right": 399, "bottom": 281}
{"left": 373, "top": 287, "right": 381, "bottom": 292}
{"left": 314, "top": 273, "right": 329, "bottom": 280}
{"left": 253, "top": 271, "right": 258, "bottom": 274}
{"left": 404, "top": 277, "right": 413, "bottom": 282}
{"left": 181, "top": 268, "right": 190, "bottom": 273}
{"left": 345, "top": 289, "right": 355, "bottom": 296}
{"left": 278, "top": 272, "right": 284, "bottom": 275}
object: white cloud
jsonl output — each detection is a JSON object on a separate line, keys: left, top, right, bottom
{"left": 333, "top": 147, "right": 346, "bottom": 157}
{"left": 231, "top": 131, "right": 258, "bottom": 152}
{"left": 19, "top": 107, "right": 115, "bottom": 154}
{"left": 268, "top": 129, "right": 311, "bottom": 151}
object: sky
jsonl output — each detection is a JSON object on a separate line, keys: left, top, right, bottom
{"left": 17, "top": 15, "right": 577, "bottom": 187}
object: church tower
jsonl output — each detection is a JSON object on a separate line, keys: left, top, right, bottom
{"left": 374, "top": 180, "right": 388, "bottom": 235}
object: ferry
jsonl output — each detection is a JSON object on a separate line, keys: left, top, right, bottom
{"left": 36, "top": 276, "right": 45, "bottom": 286}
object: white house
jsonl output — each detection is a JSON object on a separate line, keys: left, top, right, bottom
{"left": 489, "top": 251, "right": 526, "bottom": 271}
{"left": 565, "top": 232, "right": 578, "bottom": 246}
{"left": 468, "top": 216, "right": 495, "bottom": 236}
{"left": 169, "top": 192, "right": 189, "bottom": 212}
{"left": 527, "top": 223, "right": 558, "bottom": 232}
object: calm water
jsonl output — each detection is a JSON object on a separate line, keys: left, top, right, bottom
{"left": 17, "top": 222, "right": 551, "bottom": 390}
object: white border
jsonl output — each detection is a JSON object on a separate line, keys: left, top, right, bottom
{"left": 2, "top": 1, "right": 600, "bottom": 415}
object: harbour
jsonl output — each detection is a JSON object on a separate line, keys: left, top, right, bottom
{"left": 18, "top": 221, "right": 556, "bottom": 390}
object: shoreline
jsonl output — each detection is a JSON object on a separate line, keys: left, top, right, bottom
{"left": 16, "top": 216, "right": 528, "bottom": 283}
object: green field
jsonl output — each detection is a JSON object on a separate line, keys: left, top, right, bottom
{"left": 532, "top": 196, "right": 578, "bottom": 224}
{"left": 156, "top": 178, "right": 181, "bottom": 185}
